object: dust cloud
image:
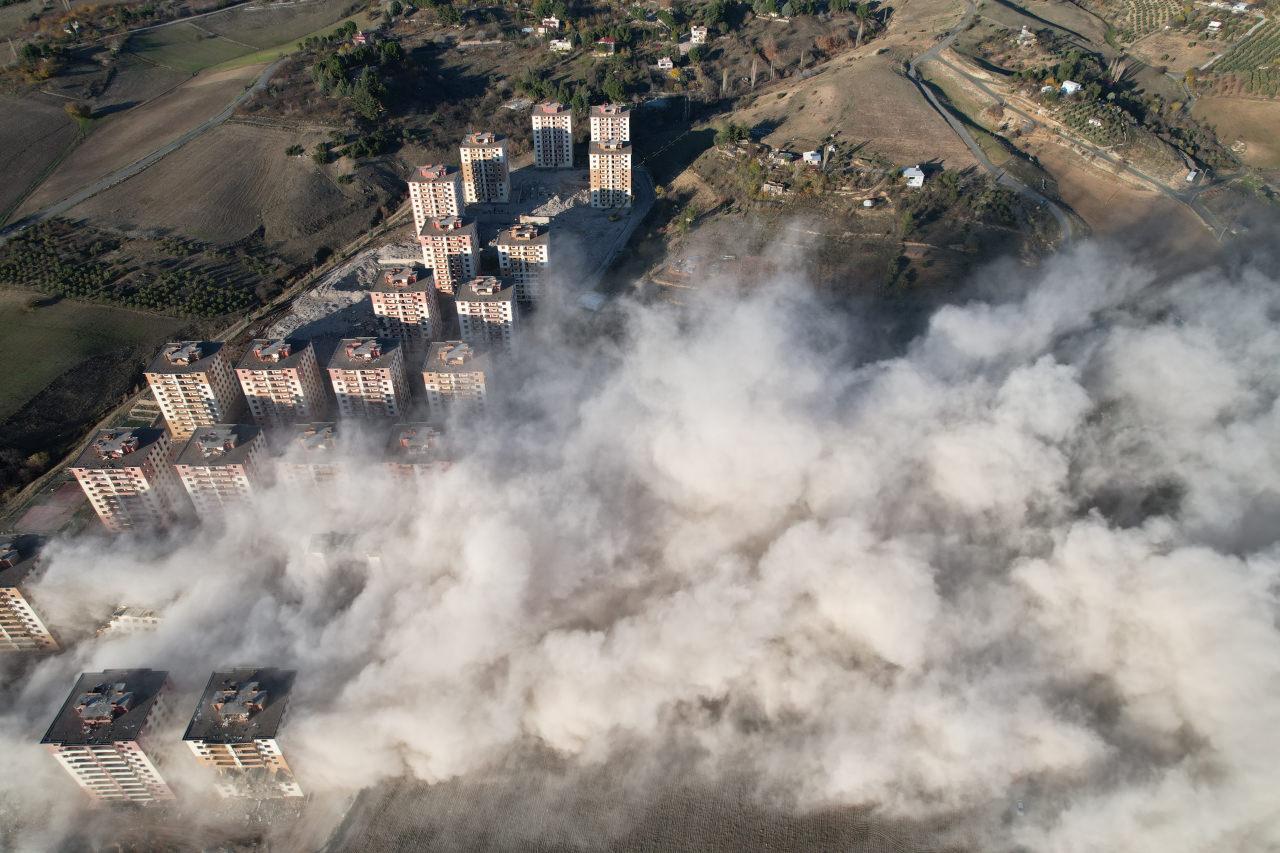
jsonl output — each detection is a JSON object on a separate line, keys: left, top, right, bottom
{"left": 1, "top": 236, "right": 1278, "bottom": 852}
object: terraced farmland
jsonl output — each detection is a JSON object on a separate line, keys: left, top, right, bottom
{"left": 1058, "top": 101, "right": 1131, "bottom": 146}
{"left": 1213, "top": 20, "right": 1280, "bottom": 73}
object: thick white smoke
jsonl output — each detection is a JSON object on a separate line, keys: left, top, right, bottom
{"left": 1, "top": 239, "right": 1278, "bottom": 852}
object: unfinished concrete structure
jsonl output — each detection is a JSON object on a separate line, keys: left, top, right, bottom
{"left": 183, "top": 668, "right": 302, "bottom": 799}
{"left": 589, "top": 139, "right": 633, "bottom": 209}
{"left": 69, "top": 428, "right": 184, "bottom": 532}
{"left": 497, "top": 222, "right": 551, "bottom": 303}
{"left": 173, "top": 424, "right": 267, "bottom": 517}
{"left": 456, "top": 277, "right": 519, "bottom": 351}
{"left": 418, "top": 215, "right": 479, "bottom": 295}
{"left": 0, "top": 534, "right": 58, "bottom": 652}
{"left": 327, "top": 339, "right": 410, "bottom": 419}
{"left": 422, "top": 341, "right": 489, "bottom": 413}
{"left": 532, "top": 102, "right": 574, "bottom": 169}
{"left": 277, "top": 423, "right": 342, "bottom": 486}
{"left": 407, "top": 164, "right": 464, "bottom": 234}
{"left": 370, "top": 264, "right": 441, "bottom": 347}
{"left": 385, "top": 423, "right": 449, "bottom": 481}
{"left": 589, "top": 103, "right": 630, "bottom": 143}
{"left": 459, "top": 132, "right": 510, "bottom": 204}
{"left": 235, "top": 339, "right": 327, "bottom": 426}
{"left": 145, "top": 342, "right": 241, "bottom": 439}
{"left": 41, "top": 669, "right": 177, "bottom": 803}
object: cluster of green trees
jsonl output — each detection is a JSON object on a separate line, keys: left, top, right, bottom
{"left": 515, "top": 69, "right": 627, "bottom": 109}
{"left": 308, "top": 27, "right": 407, "bottom": 121}
{"left": 896, "top": 171, "right": 1016, "bottom": 236}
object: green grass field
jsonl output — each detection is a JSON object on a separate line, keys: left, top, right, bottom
{"left": 0, "top": 291, "right": 181, "bottom": 422}
{"left": 127, "top": 23, "right": 257, "bottom": 73}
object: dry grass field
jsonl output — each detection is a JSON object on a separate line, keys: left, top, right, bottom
{"left": 91, "top": 52, "right": 190, "bottom": 111}
{"left": 0, "top": 97, "right": 79, "bottom": 223}
{"left": 1192, "top": 97, "right": 1280, "bottom": 169}
{"left": 1129, "top": 31, "right": 1218, "bottom": 74}
{"left": 16, "top": 63, "right": 265, "bottom": 216}
{"left": 198, "top": 0, "right": 360, "bottom": 48}
{"left": 68, "top": 121, "right": 388, "bottom": 261}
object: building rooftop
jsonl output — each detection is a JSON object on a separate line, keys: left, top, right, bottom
{"left": 237, "top": 339, "right": 314, "bottom": 372}
{"left": 183, "top": 668, "right": 297, "bottom": 744}
{"left": 146, "top": 341, "right": 227, "bottom": 375}
{"left": 590, "top": 103, "right": 629, "bottom": 117}
{"left": 71, "top": 428, "right": 167, "bottom": 471}
{"left": 386, "top": 423, "right": 447, "bottom": 463}
{"left": 423, "top": 341, "right": 491, "bottom": 374}
{"left": 0, "top": 532, "right": 43, "bottom": 589}
{"left": 328, "top": 338, "right": 403, "bottom": 372}
{"left": 534, "top": 101, "right": 570, "bottom": 115}
{"left": 589, "top": 139, "right": 632, "bottom": 155}
{"left": 456, "top": 276, "right": 515, "bottom": 303}
{"left": 497, "top": 223, "right": 549, "bottom": 247}
{"left": 41, "top": 669, "right": 169, "bottom": 746}
{"left": 370, "top": 264, "right": 434, "bottom": 294}
{"left": 460, "top": 131, "right": 507, "bottom": 149}
{"left": 418, "top": 216, "right": 478, "bottom": 241}
{"left": 283, "top": 422, "right": 338, "bottom": 455}
{"left": 411, "top": 164, "right": 457, "bottom": 182}
{"left": 175, "top": 424, "right": 261, "bottom": 468}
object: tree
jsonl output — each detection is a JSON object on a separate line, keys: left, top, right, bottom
{"left": 349, "top": 67, "right": 386, "bottom": 120}
{"left": 64, "top": 101, "right": 91, "bottom": 120}
{"left": 830, "top": 0, "right": 849, "bottom": 11}
{"left": 603, "top": 75, "right": 625, "bottom": 102}
{"left": 286, "top": 144, "right": 305, "bottom": 156}
{"left": 853, "top": 2, "right": 872, "bottom": 45}
{"left": 390, "top": 0, "right": 403, "bottom": 14}
{"left": 689, "top": 45, "right": 705, "bottom": 62}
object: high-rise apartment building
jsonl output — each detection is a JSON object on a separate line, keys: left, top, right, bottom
{"left": 385, "top": 423, "right": 449, "bottom": 481}
{"left": 42, "top": 669, "right": 177, "bottom": 803}
{"left": 496, "top": 222, "right": 551, "bottom": 303}
{"left": 145, "top": 342, "right": 241, "bottom": 439}
{"left": 459, "top": 132, "right": 510, "bottom": 203}
{"left": 70, "top": 428, "right": 184, "bottom": 532}
{"left": 99, "top": 605, "right": 161, "bottom": 636}
{"left": 370, "top": 265, "right": 441, "bottom": 347}
{"left": 0, "top": 534, "right": 58, "bottom": 652}
{"left": 589, "top": 103, "right": 630, "bottom": 143}
{"left": 456, "top": 277, "right": 519, "bottom": 351}
{"left": 422, "top": 341, "right": 489, "bottom": 413}
{"left": 327, "top": 339, "right": 410, "bottom": 419}
{"left": 235, "top": 339, "right": 327, "bottom": 426}
{"left": 532, "top": 101, "right": 574, "bottom": 168}
{"left": 277, "top": 423, "right": 342, "bottom": 486}
{"left": 183, "top": 668, "right": 303, "bottom": 799}
{"left": 589, "top": 139, "right": 633, "bottom": 208}
{"left": 407, "top": 164, "right": 463, "bottom": 234}
{"left": 418, "top": 215, "right": 479, "bottom": 295}
{"left": 173, "top": 424, "right": 267, "bottom": 517}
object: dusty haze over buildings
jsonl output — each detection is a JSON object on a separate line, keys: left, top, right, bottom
{"left": 1, "top": 234, "right": 1279, "bottom": 852}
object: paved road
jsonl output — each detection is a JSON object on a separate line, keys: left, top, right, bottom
{"left": 906, "top": 0, "right": 1074, "bottom": 246}
{"left": 0, "top": 58, "right": 285, "bottom": 241}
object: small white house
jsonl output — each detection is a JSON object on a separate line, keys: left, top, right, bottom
{"left": 690, "top": 25, "right": 708, "bottom": 44}
{"left": 1186, "top": 169, "right": 1200, "bottom": 183}
{"left": 549, "top": 38, "right": 573, "bottom": 52}
{"left": 657, "top": 56, "right": 674, "bottom": 70}
{"left": 1060, "top": 80, "right": 1082, "bottom": 95}
{"left": 540, "top": 16, "right": 562, "bottom": 31}
{"left": 1207, "top": 20, "right": 1223, "bottom": 31}
{"left": 862, "top": 198, "right": 877, "bottom": 208}
{"left": 1087, "top": 117, "right": 1103, "bottom": 127}
{"left": 802, "top": 150, "right": 822, "bottom": 165}
{"left": 903, "top": 165, "right": 925, "bottom": 188}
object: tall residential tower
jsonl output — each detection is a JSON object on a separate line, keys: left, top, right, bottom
{"left": 532, "top": 101, "right": 573, "bottom": 168}
{"left": 145, "top": 342, "right": 241, "bottom": 439}
{"left": 459, "top": 132, "right": 511, "bottom": 203}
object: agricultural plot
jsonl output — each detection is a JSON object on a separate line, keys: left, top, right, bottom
{"left": 1120, "top": 0, "right": 1179, "bottom": 41}
{"left": 1057, "top": 100, "right": 1130, "bottom": 147}
{"left": 0, "top": 97, "right": 79, "bottom": 224}
{"left": 197, "top": 0, "right": 360, "bottom": 49}
{"left": 126, "top": 23, "right": 256, "bottom": 73}
{"left": 1212, "top": 20, "right": 1280, "bottom": 73}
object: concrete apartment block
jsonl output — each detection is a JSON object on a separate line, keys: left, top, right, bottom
{"left": 173, "top": 424, "right": 267, "bottom": 517}
{"left": 276, "top": 422, "right": 342, "bottom": 487}
{"left": 407, "top": 164, "right": 463, "bottom": 234}
{"left": 69, "top": 428, "right": 184, "bottom": 533}
{"left": 459, "top": 132, "right": 511, "bottom": 204}
{"left": 422, "top": 340, "right": 489, "bottom": 413}
{"left": 418, "top": 216, "right": 479, "bottom": 295}
{"left": 385, "top": 423, "right": 449, "bottom": 482}
{"left": 235, "top": 339, "right": 327, "bottom": 427}
{"left": 326, "top": 339, "right": 410, "bottom": 419}
{"left": 589, "top": 103, "right": 630, "bottom": 143}
{"left": 496, "top": 222, "right": 551, "bottom": 303}
{"left": 456, "top": 277, "right": 519, "bottom": 352}
{"left": 589, "top": 139, "right": 633, "bottom": 209}
{"left": 532, "top": 101, "right": 574, "bottom": 168}
{"left": 370, "top": 265, "right": 441, "bottom": 347}
{"left": 145, "top": 342, "right": 241, "bottom": 439}
{"left": 0, "top": 534, "right": 58, "bottom": 652}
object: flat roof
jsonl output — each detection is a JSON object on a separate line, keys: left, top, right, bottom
{"left": 70, "top": 427, "right": 167, "bottom": 471}
{"left": 418, "top": 217, "right": 478, "bottom": 240}
{"left": 328, "top": 338, "right": 403, "bottom": 372}
{"left": 423, "top": 341, "right": 491, "bottom": 374}
{"left": 589, "top": 140, "right": 632, "bottom": 155}
{"left": 182, "top": 668, "right": 296, "bottom": 744}
{"left": 175, "top": 424, "right": 262, "bottom": 468}
{"left": 41, "top": 669, "right": 169, "bottom": 746}
{"left": 456, "top": 276, "right": 515, "bottom": 303}
{"left": 237, "top": 339, "right": 314, "bottom": 372}
{"left": 590, "top": 103, "right": 629, "bottom": 117}
{"left": 386, "top": 422, "right": 447, "bottom": 461}
{"left": 282, "top": 422, "right": 338, "bottom": 455}
{"left": 0, "top": 532, "right": 43, "bottom": 589}
{"left": 410, "top": 164, "right": 458, "bottom": 182}
{"left": 460, "top": 132, "right": 507, "bottom": 148}
{"left": 370, "top": 264, "right": 434, "bottom": 294}
{"left": 146, "top": 341, "right": 227, "bottom": 376}
{"left": 534, "top": 101, "right": 570, "bottom": 115}
{"left": 497, "top": 224, "right": 549, "bottom": 247}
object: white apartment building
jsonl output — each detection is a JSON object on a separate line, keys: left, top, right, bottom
{"left": 422, "top": 341, "right": 489, "bottom": 413}
{"left": 385, "top": 423, "right": 449, "bottom": 482}
{"left": 277, "top": 423, "right": 342, "bottom": 486}
{"left": 589, "top": 139, "right": 633, "bottom": 208}
{"left": 145, "top": 341, "right": 241, "bottom": 439}
{"left": 236, "top": 339, "right": 327, "bottom": 426}
{"left": 496, "top": 222, "right": 551, "bottom": 303}
{"left": 589, "top": 103, "right": 630, "bottom": 143}
{"left": 42, "top": 670, "right": 178, "bottom": 803}
{"left": 173, "top": 424, "right": 266, "bottom": 517}
{"left": 459, "top": 132, "right": 511, "bottom": 203}
{"left": 183, "top": 668, "right": 303, "bottom": 799}
{"left": 0, "top": 534, "right": 58, "bottom": 652}
{"left": 69, "top": 428, "right": 184, "bottom": 533}
{"left": 456, "top": 277, "right": 519, "bottom": 351}
{"left": 532, "top": 101, "right": 574, "bottom": 168}
{"left": 326, "top": 339, "right": 410, "bottom": 419}
{"left": 407, "top": 164, "right": 463, "bottom": 234}
{"left": 418, "top": 216, "right": 479, "bottom": 295}
{"left": 370, "top": 265, "right": 441, "bottom": 347}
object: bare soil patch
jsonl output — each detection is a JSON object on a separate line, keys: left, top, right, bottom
{"left": 1129, "top": 31, "right": 1217, "bottom": 74}
{"left": 0, "top": 96, "right": 78, "bottom": 223}
{"left": 1191, "top": 96, "right": 1280, "bottom": 169}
